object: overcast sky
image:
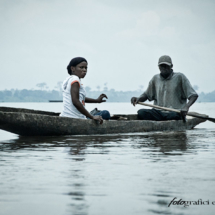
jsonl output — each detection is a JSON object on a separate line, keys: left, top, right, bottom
{"left": 1, "top": 0, "right": 215, "bottom": 93}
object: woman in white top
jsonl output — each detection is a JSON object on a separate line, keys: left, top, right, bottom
{"left": 60, "top": 57, "right": 110, "bottom": 124}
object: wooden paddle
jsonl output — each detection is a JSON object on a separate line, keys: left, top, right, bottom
{"left": 138, "top": 102, "right": 215, "bottom": 123}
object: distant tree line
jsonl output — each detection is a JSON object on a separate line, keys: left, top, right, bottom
{"left": 0, "top": 89, "right": 62, "bottom": 102}
{"left": 0, "top": 83, "right": 214, "bottom": 102}
{"left": 198, "top": 91, "right": 215, "bottom": 102}
{"left": 0, "top": 88, "right": 144, "bottom": 102}
{"left": 85, "top": 87, "right": 143, "bottom": 102}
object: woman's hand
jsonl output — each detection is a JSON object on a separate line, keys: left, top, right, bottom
{"left": 97, "top": 94, "right": 108, "bottom": 103}
{"left": 93, "top": 115, "right": 103, "bottom": 124}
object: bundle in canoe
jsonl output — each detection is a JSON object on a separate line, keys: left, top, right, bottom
{"left": 0, "top": 106, "right": 207, "bottom": 136}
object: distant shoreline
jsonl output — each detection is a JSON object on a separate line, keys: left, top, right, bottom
{"left": 0, "top": 89, "right": 214, "bottom": 102}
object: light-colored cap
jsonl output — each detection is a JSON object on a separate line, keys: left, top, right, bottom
{"left": 158, "top": 55, "right": 172, "bottom": 66}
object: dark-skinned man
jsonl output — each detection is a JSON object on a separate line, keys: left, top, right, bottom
{"left": 131, "top": 55, "right": 198, "bottom": 121}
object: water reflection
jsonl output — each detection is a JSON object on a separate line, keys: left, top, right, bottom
{"left": 0, "top": 131, "right": 201, "bottom": 156}
{"left": 129, "top": 132, "right": 189, "bottom": 155}
{"left": 0, "top": 129, "right": 215, "bottom": 215}
{"left": 0, "top": 132, "right": 189, "bottom": 151}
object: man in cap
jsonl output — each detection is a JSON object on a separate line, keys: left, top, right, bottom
{"left": 131, "top": 55, "right": 198, "bottom": 121}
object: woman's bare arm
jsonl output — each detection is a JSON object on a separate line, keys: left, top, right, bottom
{"left": 85, "top": 94, "right": 108, "bottom": 103}
{"left": 71, "top": 83, "right": 103, "bottom": 123}
{"left": 71, "top": 83, "right": 94, "bottom": 119}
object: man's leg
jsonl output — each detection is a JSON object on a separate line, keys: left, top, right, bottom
{"left": 164, "top": 112, "right": 182, "bottom": 120}
{"left": 137, "top": 109, "right": 164, "bottom": 121}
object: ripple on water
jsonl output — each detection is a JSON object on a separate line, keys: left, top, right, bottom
{"left": 0, "top": 129, "right": 215, "bottom": 215}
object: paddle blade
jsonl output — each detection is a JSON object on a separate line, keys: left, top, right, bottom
{"left": 208, "top": 117, "right": 215, "bottom": 123}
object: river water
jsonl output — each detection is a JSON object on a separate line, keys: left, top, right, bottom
{"left": 0, "top": 102, "right": 215, "bottom": 215}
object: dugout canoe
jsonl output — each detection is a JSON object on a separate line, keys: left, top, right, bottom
{"left": 0, "top": 107, "right": 207, "bottom": 136}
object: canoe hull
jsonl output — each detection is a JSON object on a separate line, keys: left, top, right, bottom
{"left": 0, "top": 110, "right": 206, "bottom": 136}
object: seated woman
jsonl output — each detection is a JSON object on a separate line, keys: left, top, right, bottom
{"left": 60, "top": 57, "right": 110, "bottom": 124}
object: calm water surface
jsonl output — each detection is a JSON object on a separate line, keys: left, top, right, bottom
{"left": 0, "top": 102, "right": 215, "bottom": 215}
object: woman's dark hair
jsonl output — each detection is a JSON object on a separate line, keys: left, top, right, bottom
{"left": 67, "top": 57, "right": 88, "bottom": 75}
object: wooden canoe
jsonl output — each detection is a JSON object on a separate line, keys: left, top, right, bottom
{"left": 0, "top": 107, "right": 206, "bottom": 136}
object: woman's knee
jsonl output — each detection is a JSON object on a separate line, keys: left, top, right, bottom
{"left": 100, "top": 110, "right": 110, "bottom": 120}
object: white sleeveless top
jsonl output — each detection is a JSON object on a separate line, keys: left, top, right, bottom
{"left": 60, "top": 75, "right": 87, "bottom": 119}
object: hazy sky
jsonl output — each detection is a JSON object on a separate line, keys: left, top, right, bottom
{"left": 1, "top": 0, "right": 215, "bottom": 93}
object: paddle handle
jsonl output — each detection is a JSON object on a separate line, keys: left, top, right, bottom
{"left": 138, "top": 102, "right": 180, "bottom": 113}
{"left": 137, "top": 102, "right": 207, "bottom": 119}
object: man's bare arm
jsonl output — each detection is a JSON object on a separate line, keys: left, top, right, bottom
{"left": 131, "top": 93, "right": 148, "bottom": 106}
{"left": 181, "top": 95, "right": 198, "bottom": 117}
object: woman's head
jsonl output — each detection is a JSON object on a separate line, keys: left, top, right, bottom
{"left": 67, "top": 57, "right": 88, "bottom": 76}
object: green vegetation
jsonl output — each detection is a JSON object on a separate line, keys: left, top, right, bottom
{"left": 0, "top": 89, "right": 62, "bottom": 102}
{"left": 198, "top": 91, "right": 215, "bottom": 102}
{"left": 0, "top": 88, "right": 214, "bottom": 102}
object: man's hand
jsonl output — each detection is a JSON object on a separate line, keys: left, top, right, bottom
{"left": 180, "top": 106, "right": 189, "bottom": 118}
{"left": 131, "top": 97, "right": 139, "bottom": 106}
{"left": 180, "top": 95, "right": 198, "bottom": 120}
{"left": 131, "top": 94, "right": 148, "bottom": 106}
{"left": 97, "top": 94, "right": 108, "bottom": 103}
